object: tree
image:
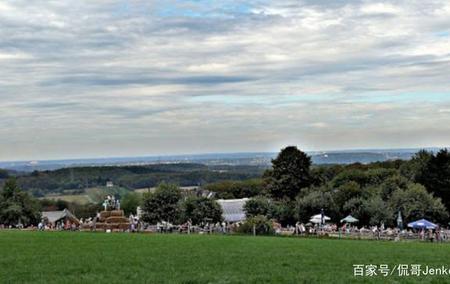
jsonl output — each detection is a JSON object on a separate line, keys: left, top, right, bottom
{"left": 0, "top": 179, "right": 41, "bottom": 226}
{"left": 244, "top": 196, "right": 273, "bottom": 218}
{"left": 388, "top": 183, "right": 448, "bottom": 223}
{"left": 343, "top": 196, "right": 393, "bottom": 226}
{"left": 271, "top": 200, "right": 297, "bottom": 226}
{"left": 179, "top": 196, "right": 222, "bottom": 224}
{"left": 363, "top": 196, "right": 393, "bottom": 226}
{"left": 0, "top": 169, "right": 9, "bottom": 179}
{"left": 141, "top": 183, "right": 181, "bottom": 224}
{"left": 332, "top": 181, "right": 361, "bottom": 211}
{"left": 400, "top": 150, "right": 432, "bottom": 180}
{"left": 295, "top": 189, "right": 338, "bottom": 223}
{"left": 415, "top": 149, "right": 450, "bottom": 210}
{"left": 121, "top": 192, "right": 142, "bottom": 215}
{"left": 236, "top": 215, "right": 275, "bottom": 235}
{"left": 265, "top": 146, "right": 312, "bottom": 200}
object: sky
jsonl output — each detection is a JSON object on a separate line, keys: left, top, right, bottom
{"left": 0, "top": 0, "right": 450, "bottom": 161}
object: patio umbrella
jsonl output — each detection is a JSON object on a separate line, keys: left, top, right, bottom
{"left": 310, "top": 214, "right": 331, "bottom": 224}
{"left": 340, "top": 215, "right": 358, "bottom": 223}
{"left": 407, "top": 219, "right": 437, "bottom": 230}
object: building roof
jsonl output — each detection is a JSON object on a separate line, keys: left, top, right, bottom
{"left": 42, "top": 209, "right": 80, "bottom": 225}
{"left": 217, "top": 198, "right": 249, "bottom": 223}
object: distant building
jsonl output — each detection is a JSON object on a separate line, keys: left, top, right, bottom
{"left": 42, "top": 209, "right": 80, "bottom": 226}
{"left": 106, "top": 181, "right": 114, "bottom": 188}
{"left": 217, "top": 198, "right": 249, "bottom": 223}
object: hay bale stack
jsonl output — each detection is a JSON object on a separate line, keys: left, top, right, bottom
{"left": 106, "top": 216, "right": 129, "bottom": 224}
{"left": 110, "top": 210, "right": 125, "bottom": 217}
{"left": 100, "top": 211, "right": 111, "bottom": 221}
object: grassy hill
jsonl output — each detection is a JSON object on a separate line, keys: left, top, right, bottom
{"left": 1, "top": 231, "right": 450, "bottom": 283}
{"left": 11, "top": 163, "right": 265, "bottom": 197}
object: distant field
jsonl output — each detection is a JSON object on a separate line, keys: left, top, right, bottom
{"left": 1, "top": 231, "right": 450, "bottom": 283}
{"left": 42, "top": 186, "right": 130, "bottom": 204}
{"left": 40, "top": 194, "right": 91, "bottom": 204}
{"left": 85, "top": 186, "right": 129, "bottom": 203}
{"left": 134, "top": 186, "right": 198, "bottom": 194}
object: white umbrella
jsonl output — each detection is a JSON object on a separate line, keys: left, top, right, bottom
{"left": 310, "top": 214, "right": 331, "bottom": 224}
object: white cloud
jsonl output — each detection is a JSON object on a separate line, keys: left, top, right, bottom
{"left": 0, "top": 0, "right": 449, "bottom": 160}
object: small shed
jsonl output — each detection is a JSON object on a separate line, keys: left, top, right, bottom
{"left": 42, "top": 209, "right": 80, "bottom": 225}
{"left": 217, "top": 198, "right": 249, "bottom": 223}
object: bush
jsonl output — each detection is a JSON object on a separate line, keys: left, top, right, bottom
{"left": 244, "top": 196, "right": 273, "bottom": 218}
{"left": 236, "top": 215, "right": 274, "bottom": 235}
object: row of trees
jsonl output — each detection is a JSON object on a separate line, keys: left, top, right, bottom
{"left": 241, "top": 147, "right": 450, "bottom": 227}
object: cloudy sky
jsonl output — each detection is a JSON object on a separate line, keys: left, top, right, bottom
{"left": 1, "top": 0, "right": 449, "bottom": 161}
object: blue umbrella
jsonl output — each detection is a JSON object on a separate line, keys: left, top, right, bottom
{"left": 407, "top": 219, "right": 437, "bottom": 230}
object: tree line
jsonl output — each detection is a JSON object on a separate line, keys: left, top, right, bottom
{"left": 0, "top": 164, "right": 265, "bottom": 197}
{"left": 2, "top": 146, "right": 450, "bottom": 229}
{"left": 242, "top": 147, "right": 450, "bottom": 227}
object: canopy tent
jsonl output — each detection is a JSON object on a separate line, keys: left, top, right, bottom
{"left": 340, "top": 215, "right": 358, "bottom": 223}
{"left": 407, "top": 219, "right": 437, "bottom": 230}
{"left": 309, "top": 214, "right": 331, "bottom": 224}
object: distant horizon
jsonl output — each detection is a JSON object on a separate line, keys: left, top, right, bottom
{"left": 1, "top": 145, "right": 448, "bottom": 164}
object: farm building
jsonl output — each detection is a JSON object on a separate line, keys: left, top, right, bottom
{"left": 42, "top": 209, "right": 80, "bottom": 226}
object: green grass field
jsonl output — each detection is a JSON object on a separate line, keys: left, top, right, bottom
{"left": 1, "top": 231, "right": 450, "bottom": 283}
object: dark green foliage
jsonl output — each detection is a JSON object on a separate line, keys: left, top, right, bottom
{"left": 141, "top": 183, "right": 182, "bottom": 224}
{"left": 388, "top": 183, "right": 448, "bottom": 224}
{"left": 270, "top": 200, "right": 296, "bottom": 226}
{"left": 249, "top": 147, "right": 450, "bottom": 227}
{"left": 15, "top": 164, "right": 265, "bottom": 196}
{"left": 205, "top": 179, "right": 263, "bottom": 199}
{"left": 265, "top": 146, "right": 312, "bottom": 200}
{"left": 0, "top": 179, "right": 41, "bottom": 226}
{"left": 332, "top": 168, "right": 397, "bottom": 188}
{"left": 179, "top": 196, "right": 222, "bottom": 224}
{"left": 415, "top": 149, "right": 450, "bottom": 210}
{"left": 400, "top": 150, "right": 432, "bottom": 181}
{"left": 0, "top": 169, "right": 9, "bottom": 179}
{"left": 243, "top": 196, "right": 274, "bottom": 218}
{"left": 236, "top": 215, "right": 275, "bottom": 235}
{"left": 295, "top": 189, "right": 339, "bottom": 223}
{"left": 120, "top": 192, "right": 142, "bottom": 216}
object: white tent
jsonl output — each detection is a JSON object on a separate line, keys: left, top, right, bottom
{"left": 309, "top": 214, "right": 331, "bottom": 224}
{"left": 217, "top": 198, "right": 249, "bottom": 223}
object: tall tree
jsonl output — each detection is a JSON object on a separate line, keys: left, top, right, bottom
{"left": 400, "top": 150, "right": 433, "bottom": 180}
{"left": 416, "top": 149, "right": 450, "bottom": 210}
{"left": 265, "top": 146, "right": 312, "bottom": 200}
{"left": 0, "top": 179, "right": 41, "bottom": 226}
{"left": 141, "top": 183, "right": 181, "bottom": 224}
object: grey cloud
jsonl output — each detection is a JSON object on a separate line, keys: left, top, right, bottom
{"left": 0, "top": 0, "right": 449, "bottom": 160}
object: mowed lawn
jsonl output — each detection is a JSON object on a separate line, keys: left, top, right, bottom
{"left": 1, "top": 232, "right": 450, "bottom": 283}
